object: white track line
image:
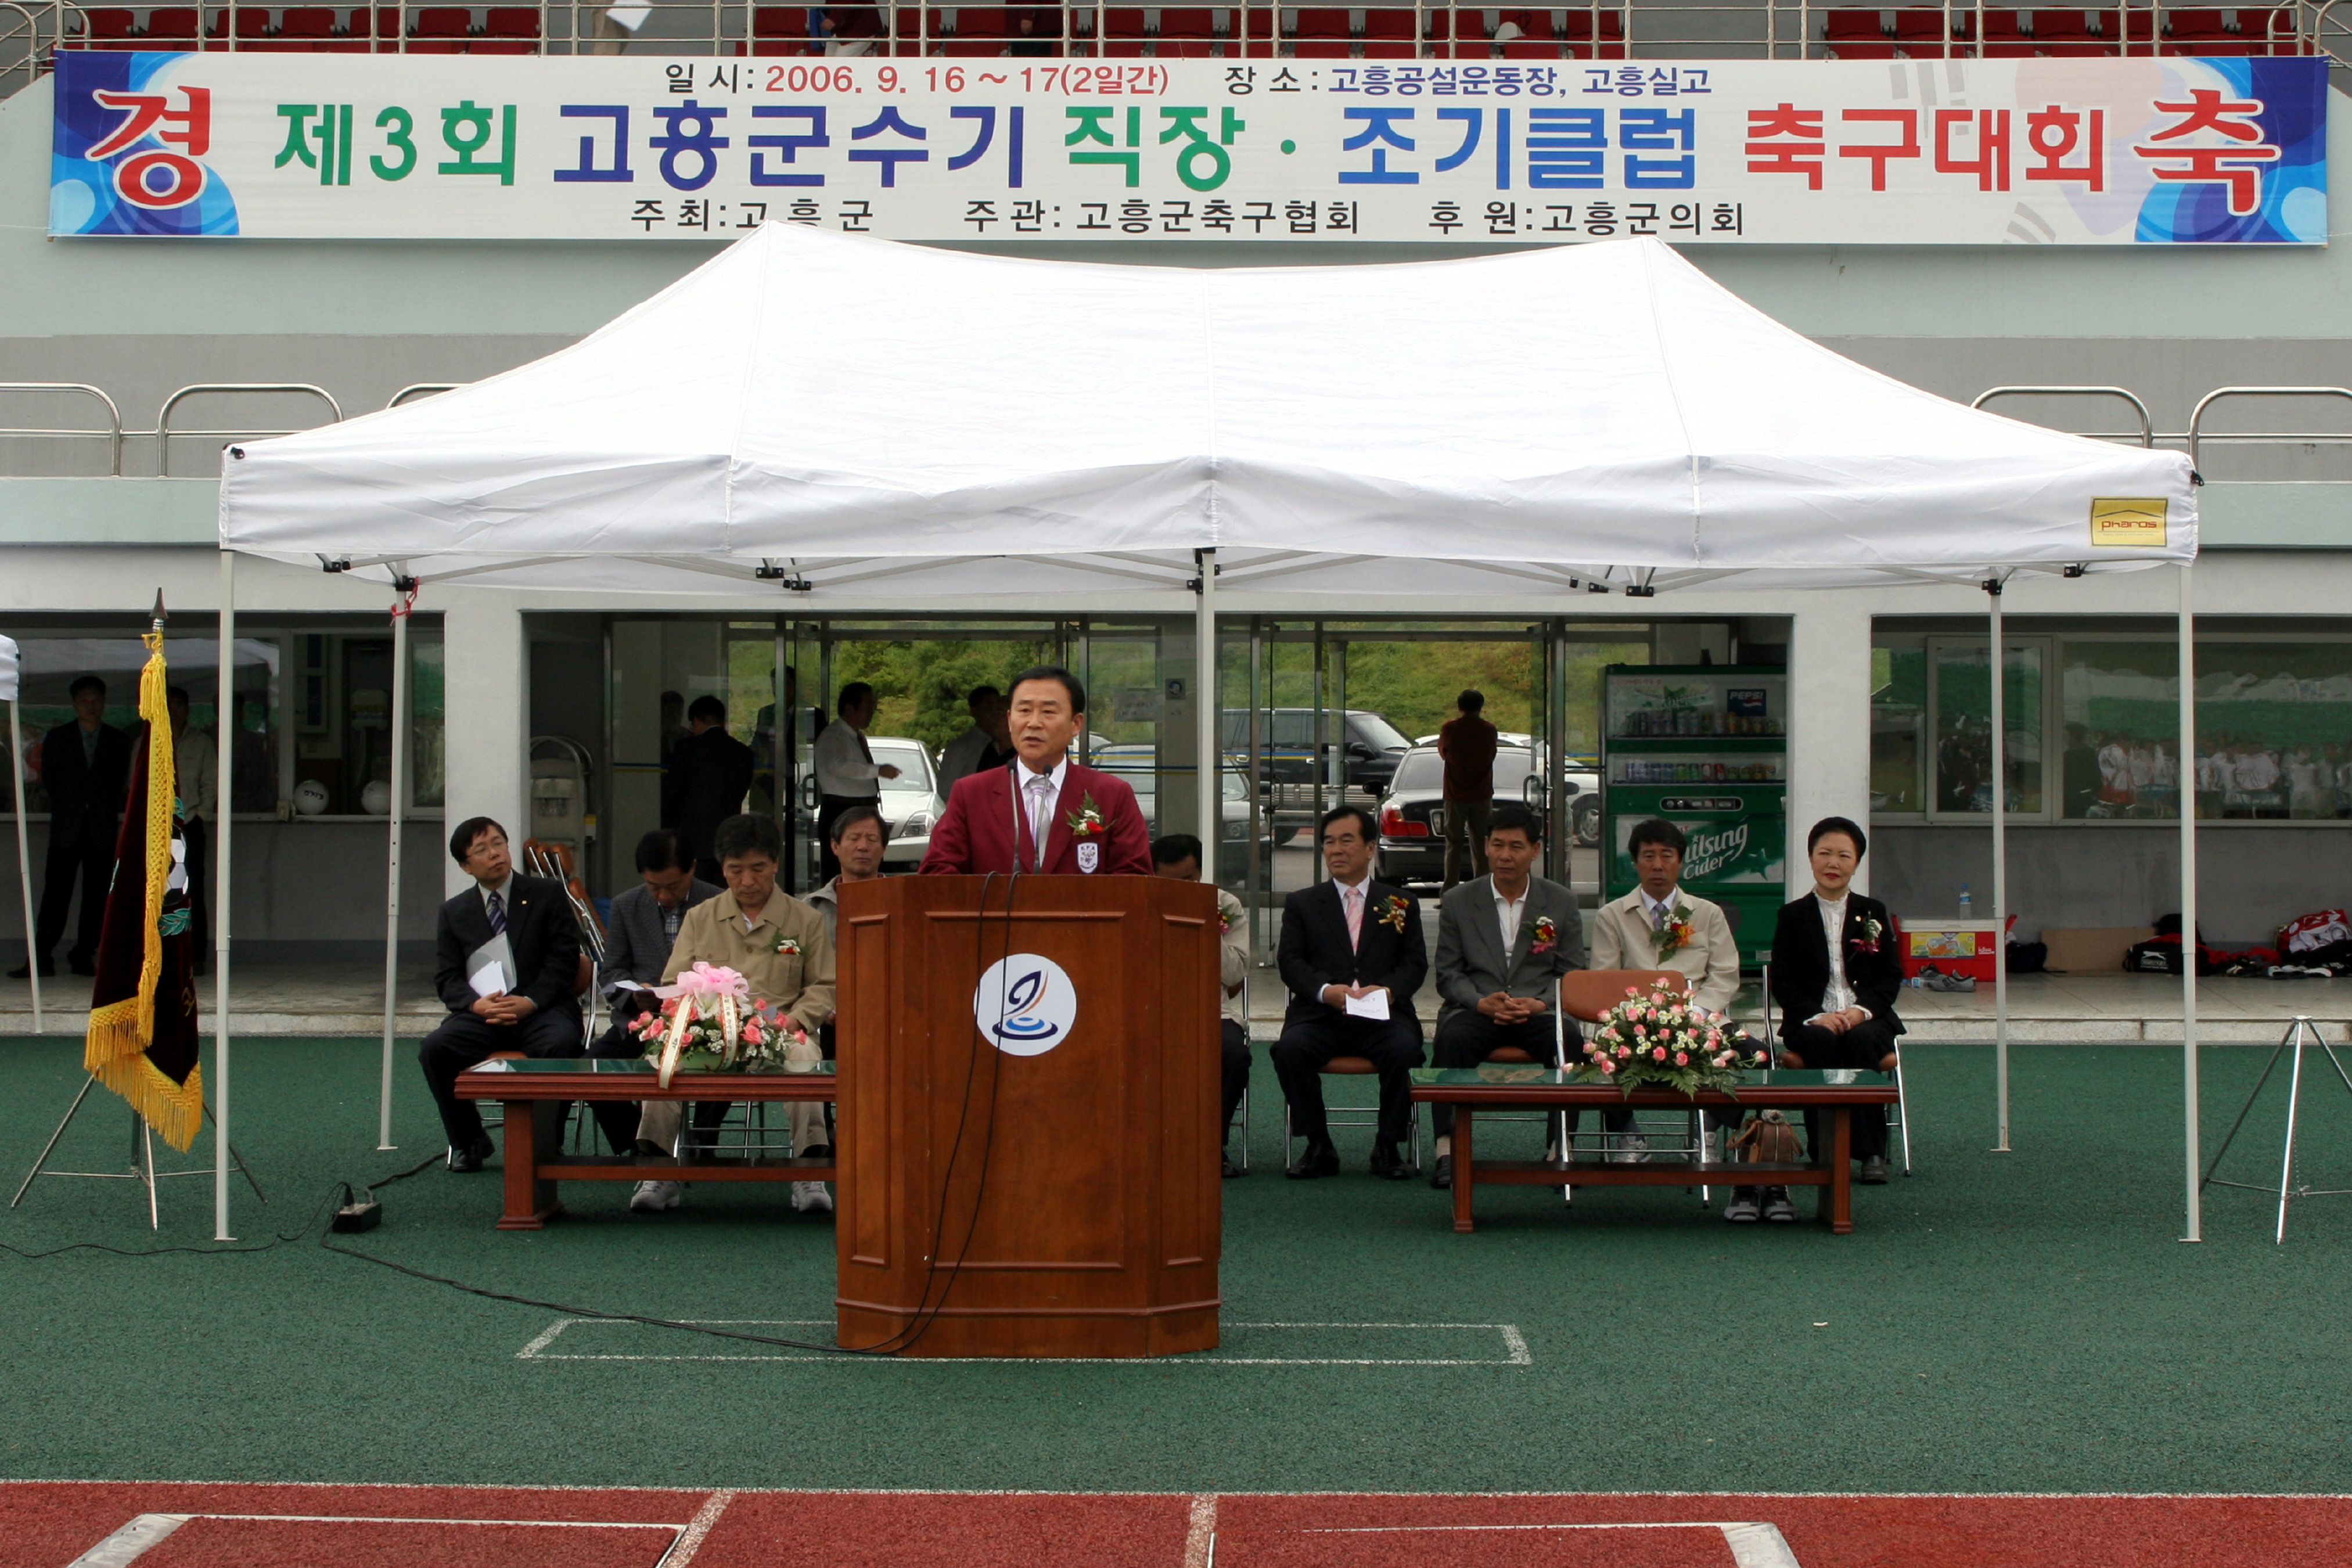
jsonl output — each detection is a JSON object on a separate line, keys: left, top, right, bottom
{"left": 1294, "top": 1520, "right": 1800, "bottom": 1567}
{"left": 660, "top": 1490, "right": 738, "bottom": 1567}
{"left": 67, "top": 1512, "right": 685, "bottom": 1567}
{"left": 1182, "top": 1495, "right": 1218, "bottom": 1568}
{"left": 517, "top": 1320, "right": 1534, "bottom": 1366}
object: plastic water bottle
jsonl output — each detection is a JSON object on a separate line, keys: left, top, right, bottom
{"left": 1958, "top": 883, "right": 1972, "bottom": 916}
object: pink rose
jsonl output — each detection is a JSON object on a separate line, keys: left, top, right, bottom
{"left": 1616, "top": 1045, "right": 1632, "bottom": 1059}
{"left": 1600, "top": 1059, "right": 1616, "bottom": 1074}
{"left": 1674, "top": 1052, "right": 1689, "bottom": 1066}
{"left": 1652, "top": 1046, "right": 1668, "bottom": 1061}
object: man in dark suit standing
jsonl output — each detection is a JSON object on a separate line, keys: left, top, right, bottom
{"left": 1769, "top": 815, "right": 1904, "bottom": 1190}
{"left": 919, "top": 666, "right": 1150, "bottom": 877}
{"left": 418, "top": 816, "right": 585, "bottom": 1171}
{"left": 1427, "top": 801, "right": 1584, "bottom": 1189}
{"left": 582, "top": 828, "right": 721, "bottom": 1155}
{"left": 663, "top": 695, "right": 755, "bottom": 883}
{"left": 1270, "top": 805, "right": 1428, "bottom": 1180}
{"left": 14, "top": 675, "right": 132, "bottom": 979}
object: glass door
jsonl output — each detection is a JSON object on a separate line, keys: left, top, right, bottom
{"left": 1928, "top": 638, "right": 2048, "bottom": 819}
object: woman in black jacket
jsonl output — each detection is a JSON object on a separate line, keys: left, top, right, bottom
{"left": 1769, "top": 815, "right": 1904, "bottom": 1185}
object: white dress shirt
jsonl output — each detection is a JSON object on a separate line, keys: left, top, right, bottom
{"left": 1015, "top": 756, "right": 1069, "bottom": 870}
{"left": 813, "top": 718, "right": 881, "bottom": 798}
{"left": 1493, "top": 880, "right": 1529, "bottom": 956}
{"left": 1815, "top": 892, "right": 1867, "bottom": 1020}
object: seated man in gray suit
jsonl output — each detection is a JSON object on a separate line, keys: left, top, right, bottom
{"left": 1428, "top": 802, "right": 1585, "bottom": 1191}
{"left": 584, "top": 828, "right": 721, "bottom": 1155}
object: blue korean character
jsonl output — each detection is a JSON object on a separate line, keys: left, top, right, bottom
{"left": 1527, "top": 106, "right": 1604, "bottom": 189}
{"left": 555, "top": 105, "right": 631, "bottom": 183}
{"left": 948, "top": 105, "right": 1025, "bottom": 188}
{"left": 1435, "top": 105, "right": 1512, "bottom": 189}
{"left": 850, "top": 106, "right": 927, "bottom": 187}
{"left": 1340, "top": 106, "right": 1418, "bottom": 184}
{"left": 749, "top": 105, "right": 826, "bottom": 188}
{"left": 650, "top": 99, "right": 728, "bottom": 191}
{"left": 1619, "top": 106, "right": 1693, "bottom": 189}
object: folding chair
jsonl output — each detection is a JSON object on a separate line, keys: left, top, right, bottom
{"left": 1282, "top": 1057, "right": 1423, "bottom": 1171}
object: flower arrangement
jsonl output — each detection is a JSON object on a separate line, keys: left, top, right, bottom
{"left": 1572, "top": 979, "right": 1768, "bottom": 1098}
{"left": 1064, "top": 794, "right": 1106, "bottom": 837}
{"left": 1378, "top": 894, "right": 1411, "bottom": 934}
{"left": 1651, "top": 903, "right": 1696, "bottom": 962}
{"left": 627, "top": 961, "right": 807, "bottom": 1087}
{"left": 1848, "top": 914, "right": 1885, "bottom": 956}
{"left": 1530, "top": 915, "right": 1559, "bottom": 955}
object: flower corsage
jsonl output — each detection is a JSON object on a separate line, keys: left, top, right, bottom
{"left": 1378, "top": 894, "right": 1411, "bottom": 934}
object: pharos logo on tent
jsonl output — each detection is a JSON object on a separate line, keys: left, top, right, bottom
{"left": 973, "top": 955, "right": 1078, "bottom": 1056}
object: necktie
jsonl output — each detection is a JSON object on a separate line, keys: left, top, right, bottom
{"left": 1027, "top": 775, "right": 1052, "bottom": 872}
{"left": 1342, "top": 884, "right": 1364, "bottom": 948}
{"left": 488, "top": 890, "right": 506, "bottom": 936}
{"left": 1652, "top": 900, "right": 1666, "bottom": 932}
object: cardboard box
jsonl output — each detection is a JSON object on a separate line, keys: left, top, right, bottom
{"left": 1899, "top": 919, "right": 2002, "bottom": 981}
{"left": 2041, "top": 926, "right": 2155, "bottom": 974}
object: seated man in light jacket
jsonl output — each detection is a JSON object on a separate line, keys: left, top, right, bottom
{"left": 1588, "top": 817, "right": 1743, "bottom": 1164}
{"left": 1427, "top": 802, "right": 1584, "bottom": 1191}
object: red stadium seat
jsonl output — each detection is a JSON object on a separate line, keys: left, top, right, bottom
{"left": 1444, "top": 6, "right": 1488, "bottom": 55}
{"left": 72, "top": 6, "right": 144, "bottom": 46}
{"left": 1555, "top": 6, "right": 1623, "bottom": 57}
{"left": 2027, "top": 9, "right": 2112, "bottom": 53}
{"left": 141, "top": 5, "right": 202, "bottom": 38}
{"left": 1234, "top": 2, "right": 1276, "bottom": 53}
{"left": 1156, "top": 5, "right": 1219, "bottom": 46}
{"left": 1357, "top": 6, "right": 1423, "bottom": 55}
{"left": 1976, "top": 8, "right": 2033, "bottom": 53}
{"left": 1825, "top": 8, "right": 1898, "bottom": 55}
{"left": 751, "top": 4, "right": 816, "bottom": 52}
{"left": 1289, "top": 5, "right": 1352, "bottom": 55}
{"left": 404, "top": 3, "right": 473, "bottom": 48}
{"left": 941, "top": 4, "right": 1008, "bottom": 51}
{"left": 472, "top": 8, "right": 539, "bottom": 48}
{"left": 202, "top": 6, "right": 276, "bottom": 46}
{"left": 2234, "top": 6, "right": 2293, "bottom": 50}
{"left": 1887, "top": 7, "right": 1952, "bottom": 55}
{"left": 1098, "top": 5, "right": 1149, "bottom": 51}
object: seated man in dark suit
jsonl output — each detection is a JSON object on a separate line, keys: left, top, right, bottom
{"left": 583, "top": 828, "right": 721, "bottom": 1154}
{"left": 1769, "top": 814, "right": 1904, "bottom": 1193}
{"left": 1427, "top": 801, "right": 1584, "bottom": 1190}
{"left": 663, "top": 695, "right": 756, "bottom": 883}
{"left": 1269, "top": 805, "right": 1428, "bottom": 1181}
{"left": 417, "top": 816, "right": 586, "bottom": 1172}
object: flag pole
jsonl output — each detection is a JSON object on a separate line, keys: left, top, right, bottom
{"left": 215, "top": 553, "right": 236, "bottom": 1241}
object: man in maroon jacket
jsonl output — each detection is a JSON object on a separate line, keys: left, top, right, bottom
{"left": 920, "top": 666, "right": 1151, "bottom": 877}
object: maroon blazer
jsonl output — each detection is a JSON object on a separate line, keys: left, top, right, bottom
{"left": 919, "top": 760, "right": 1152, "bottom": 877}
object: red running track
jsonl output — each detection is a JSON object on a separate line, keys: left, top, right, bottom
{"left": 8, "top": 1483, "right": 2351, "bottom": 1567}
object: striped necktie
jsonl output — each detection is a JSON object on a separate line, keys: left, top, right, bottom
{"left": 488, "top": 890, "right": 507, "bottom": 936}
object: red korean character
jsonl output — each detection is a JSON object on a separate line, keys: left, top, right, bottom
{"left": 2024, "top": 105, "right": 2105, "bottom": 190}
{"left": 1837, "top": 108, "right": 1919, "bottom": 192}
{"left": 2133, "top": 88, "right": 2279, "bottom": 217}
{"left": 1934, "top": 107, "right": 2010, "bottom": 192}
{"left": 88, "top": 85, "right": 213, "bottom": 210}
{"left": 1745, "top": 103, "right": 1824, "bottom": 190}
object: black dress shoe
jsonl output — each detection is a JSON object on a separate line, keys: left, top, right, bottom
{"left": 1221, "top": 1155, "right": 1243, "bottom": 1179}
{"left": 1286, "top": 1138, "right": 1340, "bottom": 1179}
{"left": 1859, "top": 1155, "right": 1890, "bottom": 1184}
{"left": 7, "top": 960, "right": 55, "bottom": 979}
{"left": 447, "top": 1142, "right": 485, "bottom": 1173}
{"left": 1368, "top": 1141, "right": 1411, "bottom": 1181}
{"left": 68, "top": 958, "right": 96, "bottom": 977}
{"left": 799, "top": 1143, "right": 835, "bottom": 1161}
{"left": 1429, "top": 1153, "right": 1452, "bottom": 1190}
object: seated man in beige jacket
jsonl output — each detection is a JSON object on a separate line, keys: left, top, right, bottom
{"left": 630, "top": 812, "right": 835, "bottom": 1218}
{"left": 1587, "top": 817, "right": 1744, "bottom": 1164}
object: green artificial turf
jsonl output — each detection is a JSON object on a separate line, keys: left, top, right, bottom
{"left": 2, "top": 1033, "right": 2349, "bottom": 1495}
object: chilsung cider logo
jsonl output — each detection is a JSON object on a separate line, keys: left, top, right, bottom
{"left": 2090, "top": 497, "right": 2168, "bottom": 548}
{"left": 1682, "top": 822, "right": 1750, "bottom": 882}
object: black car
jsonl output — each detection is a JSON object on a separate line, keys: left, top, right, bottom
{"left": 1374, "top": 743, "right": 1599, "bottom": 887}
{"left": 1220, "top": 707, "right": 1412, "bottom": 796}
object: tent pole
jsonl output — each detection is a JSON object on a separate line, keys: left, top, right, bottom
{"left": 1195, "top": 549, "right": 1218, "bottom": 872}
{"left": 214, "top": 549, "right": 235, "bottom": 1241}
{"left": 380, "top": 585, "right": 411, "bottom": 1151}
{"left": 1988, "top": 576, "right": 2009, "bottom": 1153}
{"left": 2180, "top": 563, "right": 2201, "bottom": 1242}
{"left": 9, "top": 692, "right": 38, "bottom": 1033}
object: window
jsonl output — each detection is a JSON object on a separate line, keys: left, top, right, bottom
{"left": 2194, "top": 641, "right": 2352, "bottom": 821}
{"left": 2058, "top": 641, "right": 2179, "bottom": 819}
{"left": 290, "top": 629, "right": 443, "bottom": 817}
{"left": 1870, "top": 642, "right": 1926, "bottom": 814}
{"left": 1, "top": 636, "right": 276, "bottom": 816}
{"left": 1929, "top": 640, "right": 2045, "bottom": 817}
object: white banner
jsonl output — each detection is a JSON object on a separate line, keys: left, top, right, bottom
{"left": 52, "top": 51, "right": 2325, "bottom": 243}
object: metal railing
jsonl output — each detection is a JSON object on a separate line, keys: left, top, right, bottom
{"left": 0, "top": 383, "right": 126, "bottom": 475}
{"left": 1973, "top": 386, "right": 2155, "bottom": 449}
{"left": 2188, "top": 387, "right": 2352, "bottom": 473}
{"left": 155, "top": 383, "right": 341, "bottom": 476}
{"left": 3, "top": 0, "right": 2344, "bottom": 93}
{"left": 0, "top": 382, "right": 340, "bottom": 477}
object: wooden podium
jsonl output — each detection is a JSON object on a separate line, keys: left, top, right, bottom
{"left": 833, "top": 874, "right": 1222, "bottom": 1358}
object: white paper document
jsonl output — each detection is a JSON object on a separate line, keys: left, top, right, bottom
{"left": 466, "top": 934, "right": 515, "bottom": 999}
{"left": 1343, "top": 989, "right": 1391, "bottom": 1022}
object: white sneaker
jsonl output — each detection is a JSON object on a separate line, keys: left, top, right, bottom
{"left": 792, "top": 1181, "right": 834, "bottom": 1214}
{"left": 630, "top": 1179, "right": 682, "bottom": 1213}
{"left": 1611, "top": 1131, "right": 1650, "bottom": 1164}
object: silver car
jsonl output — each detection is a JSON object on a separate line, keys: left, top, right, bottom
{"left": 868, "top": 736, "right": 943, "bottom": 867}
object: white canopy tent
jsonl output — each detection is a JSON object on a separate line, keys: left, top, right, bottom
{"left": 214, "top": 228, "right": 2203, "bottom": 1242}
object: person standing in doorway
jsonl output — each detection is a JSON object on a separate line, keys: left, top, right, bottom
{"left": 663, "top": 695, "right": 756, "bottom": 884}
{"left": 166, "top": 685, "right": 216, "bottom": 972}
{"left": 937, "top": 684, "right": 1006, "bottom": 793}
{"left": 13, "top": 675, "right": 131, "bottom": 979}
{"left": 1437, "top": 689, "right": 1499, "bottom": 890}
{"left": 814, "top": 682, "right": 901, "bottom": 882}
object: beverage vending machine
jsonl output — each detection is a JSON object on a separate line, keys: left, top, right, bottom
{"left": 1601, "top": 665, "right": 1788, "bottom": 968}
